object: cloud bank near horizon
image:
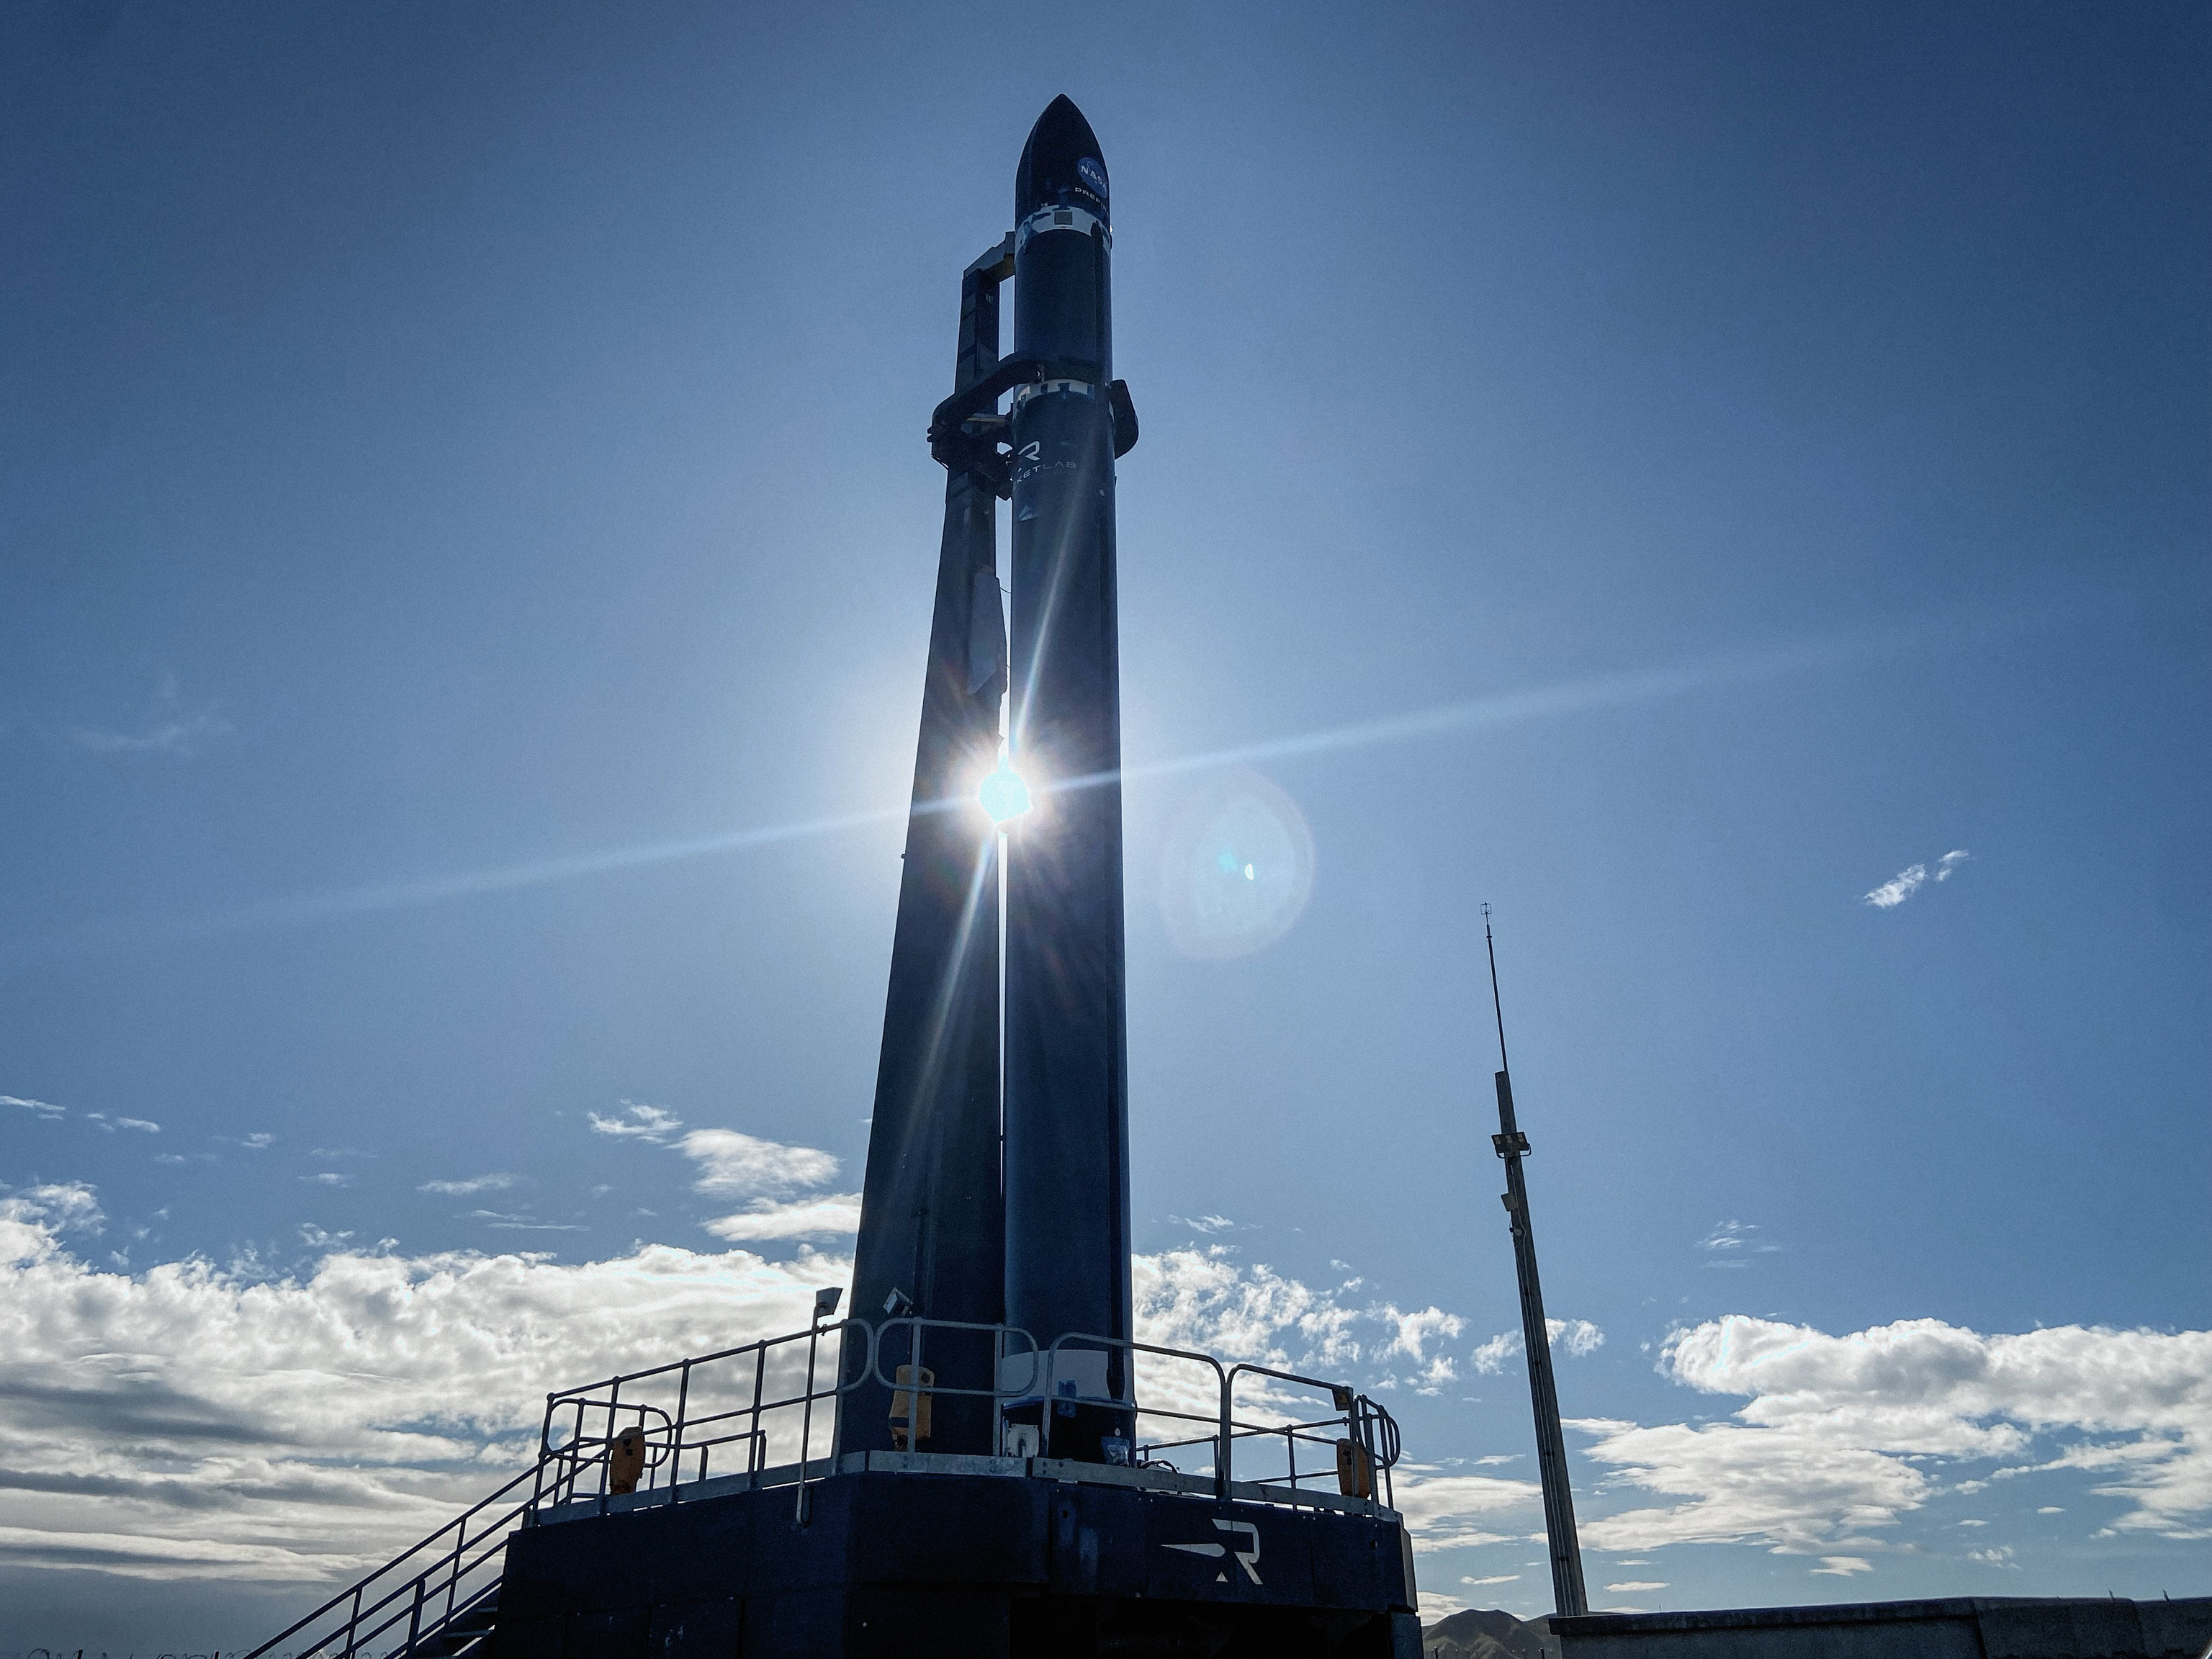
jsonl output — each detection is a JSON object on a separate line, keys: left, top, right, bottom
{"left": 0, "top": 1184, "right": 2201, "bottom": 1601}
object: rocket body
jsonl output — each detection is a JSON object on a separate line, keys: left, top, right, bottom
{"left": 1002, "top": 97, "right": 1136, "bottom": 1459}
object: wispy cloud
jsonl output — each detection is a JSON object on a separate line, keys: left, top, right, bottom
{"left": 1698, "top": 1220, "right": 1779, "bottom": 1267}
{"left": 299, "top": 1173, "right": 352, "bottom": 1187}
{"left": 418, "top": 1173, "right": 518, "bottom": 1197}
{"left": 1174, "top": 1213, "right": 1236, "bottom": 1235}
{"left": 65, "top": 673, "right": 233, "bottom": 760}
{"left": 703, "top": 1195, "right": 864, "bottom": 1241}
{"left": 4, "top": 1095, "right": 68, "bottom": 1120}
{"left": 1865, "top": 848, "right": 1971, "bottom": 909}
{"left": 586, "top": 1101, "right": 684, "bottom": 1141}
{"left": 1607, "top": 1580, "right": 1669, "bottom": 1592}
{"left": 1864, "top": 863, "right": 1927, "bottom": 909}
{"left": 85, "top": 1112, "right": 160, "bottom": 1134}
{"left": 1470, "top": 1318, "right": 1605, "bottom": 1374}
{"left": 69, "top": 713, "right": 233, "bottom": 757}
{"left": 1815, "top": 1556, "right": 1874, "bottom": 1576}
{"left": 590, "top": 1106, "right": 858, "bottom": 1241}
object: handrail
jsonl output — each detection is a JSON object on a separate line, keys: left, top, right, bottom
{"left": 870, "top": 1315, "right": 1040, "bottom": 1398}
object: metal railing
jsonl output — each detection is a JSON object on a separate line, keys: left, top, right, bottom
{"left": 534, "top": 1313, "right": 865, "bottom": 1520}
{"left": 244, "top": 1313, "right": 1401, "bottom": 1657}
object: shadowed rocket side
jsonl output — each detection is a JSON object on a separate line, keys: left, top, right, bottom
{"left": 840, "top": 233, "right": 1015, "bottom": 1458}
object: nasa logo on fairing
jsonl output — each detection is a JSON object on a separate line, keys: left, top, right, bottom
{"left": 1077, "top": 156, "right": 1107, "bottom": 197}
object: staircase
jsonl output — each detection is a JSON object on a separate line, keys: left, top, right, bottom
{"left": 242, "top": 1460, "right": 553, "bottom": 1659}
{"left": 406, "top": 1582, "right": 501, "bottom": 1657}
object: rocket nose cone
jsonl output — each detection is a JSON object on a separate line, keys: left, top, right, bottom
{"left": 1017, "top": 94, "right": 1108, "bottom": 223}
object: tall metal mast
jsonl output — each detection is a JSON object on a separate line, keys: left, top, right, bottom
{"left": 1483, "top": 907, "right": 1588, "bottom": 1618}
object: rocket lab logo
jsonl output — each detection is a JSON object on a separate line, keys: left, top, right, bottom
{"left": 1163, "top": 1518, "right": 1262, "bottom": 1585}
{"left": 1076, "top": 156, "right": 1107, "bottom": 198}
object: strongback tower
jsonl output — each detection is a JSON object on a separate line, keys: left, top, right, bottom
{"left": 840, "top": 228, "right": 1013, "bottom": 1458}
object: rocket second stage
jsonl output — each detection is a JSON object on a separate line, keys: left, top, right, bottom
{"left": 1002, "top": 96, "right": 1136, "bottom": 1463}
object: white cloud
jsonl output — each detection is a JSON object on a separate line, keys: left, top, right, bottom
{"left": 1815, "top": 1556, "right": 1873, "bottom": 1577}
{"left": 586, "top": 1108, "right": 857, "bottom": 1244}
{"left": 703, "top": 1194, "right": 863, "bottom": 1241}
{"left": 4, "top": 1094, "right": 68, "bottom": 1120}
{"left": 1461, "top": 1575, "right": 1519, "bottom": 1586}
{"left": 299, "top": 1172, "right": 352, "bottom": 1187}
{"left": 1376, "top": 1305, "right": 1465, "bottom": 1393}
{"left": 1, "top": 1183, "right": 106, "bottom": 1251}
{"left": 1865, "top": 848, "right": 1969, "bottom": 909}
{"left": 1551, "top": 1318, "right": 1604, "bottom": 1357}
{"left": 678, "top": 1128, "right": 839, "bottom": 1195}
{"left": 0, "top": 1192, "right": 845, "bottom": 1586}
{"left": 1175, "top": 1213, "right": 1235, "bottom": 1234}
{"left": 1390, "top": 1473, "right": 1541, "bottom": 1553}
{"left": 1575, "top": 1316, "right": 2212, "bottom": 1556}
{"left": 1470, "top": 1318, "right": 1604, "bottom": 1374}
{"left": 84, "top": 1112, "right": 161, "bottom": 1133}
{"left": 1967, "top": 1544, "right": 2018, "bottom": 1568}
{"left": 1864, "top": 863, "right": 1928, "bottom": 909}
{"left": 418, "top": 1173, "right": 519, "bottom": 1196}
{"left": 586, "top": 1100, "right": 684, "bottom": 1141}
{"left": 1607, "top": 1580, "right": 1668, "bottom": 1592}
{"left": 1472, "top": 1333, "right": 1520, "bottom": 1375}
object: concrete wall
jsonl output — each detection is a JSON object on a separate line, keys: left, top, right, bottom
{"left": 1555, "top": 1596, "right": 2212, "bottom": 1659}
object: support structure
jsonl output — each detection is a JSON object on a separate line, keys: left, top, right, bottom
{"left": 841, "top": 235, "right": 1015, "bottom": 1458}
{"left": 1483, "top": 909, "right": 1589, "bottom": 1618}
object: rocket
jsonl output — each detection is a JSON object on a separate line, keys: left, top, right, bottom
{"left": 845, "top": 96, "right": 1136, "bottom": 1464}
{"left": 1001, "top": 95, "right": 1138, "bottom": 1462}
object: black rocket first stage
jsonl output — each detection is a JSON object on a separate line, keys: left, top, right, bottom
{"left": 847, "top": 92, "right": 1141, "bottom": 1469}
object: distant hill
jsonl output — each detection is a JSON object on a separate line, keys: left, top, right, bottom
{"left": 1423, "top": 1607, "right": 1561, "bottom": 1659}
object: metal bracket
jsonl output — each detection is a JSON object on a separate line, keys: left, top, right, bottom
{"left": 927, "top": 234, "right": 1138, "bottom": 495}
{"left": 1491, "top": 1130, "right": 1530, "bottom": 1159}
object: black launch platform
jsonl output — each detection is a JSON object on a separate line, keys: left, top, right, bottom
{"left": 493, "top": 1454, "right": 1418, "bottom": 1657}
{"left": 247, "top": 1314, "right": 1419, "bottom": 1659}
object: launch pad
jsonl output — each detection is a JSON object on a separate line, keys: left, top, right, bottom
{"left": 249, "top": 1313, "right": 1419, "bottom": 1657}
{"left": 487, "top": 1315, "right": 1418, "bottom": 1655}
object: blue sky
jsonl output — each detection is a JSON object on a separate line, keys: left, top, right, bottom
{"left": 1, "top": 0, "right": 2206, "bottom": 1642}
